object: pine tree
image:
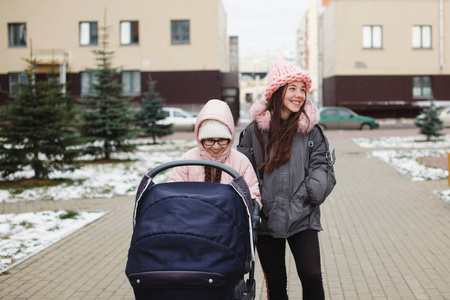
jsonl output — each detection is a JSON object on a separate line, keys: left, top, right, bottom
{"left": 135, "top": 76, "right": 173, "bottom": 144}
{"left": 79, "top": 21, "right": 135, "bottom": 159}
{"left": 414, "top": 103, "right": 444, "bottom": 141}
{"left": 0, "top": 58, "right": 79, "bottom": 179}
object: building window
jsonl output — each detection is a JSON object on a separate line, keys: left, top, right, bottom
{"left": 81, "top": 72, "right": 98, "bottom": 96}
{"left": 171, "top": 20, "right": 190, "bottom": 45}
{"left": 80, "top": 22, "right": 98, "bottom": 46}
{"left": 362, "top": 25, "right": 382, "bottom": 49}
{"left": 121, "top": 71, "right": 141, "bottom": 95}
{"left": 413, "top": 76, "right": 432, "bottom": 98}
{"left": 8, "top": 23, "right": 27, "bottom": 47}
{"left": 412, "top": 25, "right": 431, "bottom": 49}
{"left": 120, "top": 21, "right": 139, "bottom": 45}
{"left": 8, "top": 73, "right": 28, "bottom": 96}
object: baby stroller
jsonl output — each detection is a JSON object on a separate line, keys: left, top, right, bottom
{"left": 125, "top": 160, "right": 259, "bottom": 300}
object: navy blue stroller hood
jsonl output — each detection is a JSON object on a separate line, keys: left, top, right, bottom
{"left": 125, "top": 160, "right": 258, "bottom": 300}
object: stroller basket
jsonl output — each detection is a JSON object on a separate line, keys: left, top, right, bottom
{"left": 125, "top": 160, "right": 259, "bottom": 300}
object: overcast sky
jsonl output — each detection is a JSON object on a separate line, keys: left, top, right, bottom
{"left": 221, "top": 0, "right": 310, "bottom": 53}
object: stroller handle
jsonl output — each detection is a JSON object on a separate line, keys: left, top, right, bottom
{"left": 147, "top": 160, "right": 240, "bottom": 179}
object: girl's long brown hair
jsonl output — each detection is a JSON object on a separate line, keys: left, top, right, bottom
{"left": 255, "top": 85, "right": 310, "bottom": 174}
{"left": 204, "top": 166, "right": 222, "bottom": 183}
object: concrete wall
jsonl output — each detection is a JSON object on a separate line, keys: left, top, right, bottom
{"left": 0, "top": 0, "right": 234, "bottom": 107}
{"left": 0, "top": 0, "right": 229, "bottom": 73}
{"left": 320, "top": 0, "right": 450, "bottom": 117}
{"left": 325, "top": 0, "right": 450, "bottom": 76}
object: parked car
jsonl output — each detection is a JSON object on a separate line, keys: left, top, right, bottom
{"left": 436, "top": 106, "right": 450, "bottom": 127}
{"left": 318, "top": 106, "right": 379, "bottom": 130}
{"left": 157, "top": 107, "right": 197, "bottom": 131}
{"left": 414, "top": 106, "right": 450, "bottom": 128}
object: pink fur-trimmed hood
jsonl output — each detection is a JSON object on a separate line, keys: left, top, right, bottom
{"left": 249, "top": 99, "right": 320, "bottom": 134}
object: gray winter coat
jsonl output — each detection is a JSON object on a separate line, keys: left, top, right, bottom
{"left": 237, "top": 100, "right": 336, "bottom": 238}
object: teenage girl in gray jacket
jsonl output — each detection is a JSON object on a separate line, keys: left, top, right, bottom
{"left": 238, "top": 60, "right": 336, "bottom": 300}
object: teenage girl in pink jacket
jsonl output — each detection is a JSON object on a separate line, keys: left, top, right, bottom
{"left": 167, "top": 99, "right": 262, "bottom": 209}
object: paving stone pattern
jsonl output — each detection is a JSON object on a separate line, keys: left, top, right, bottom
{"left": 1, "top": 130, "right": 449, "bottom": 299}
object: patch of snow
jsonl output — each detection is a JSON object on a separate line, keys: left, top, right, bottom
{"left": 0, "top": 140, "right": 197, "bottom": 272}
{"left": 0, "top": 210, "right": 106, "bottom": 273}
{"left": 370, "top": 149, "right": 448, "bottom": 181}
{"left": 0, "top": 140, "right": 198, "bottom": 271}
{"left": 1, "top": 136, "right": 449, "bottom": 273}
{"left": 434, "top": 190, "right": 450, "bottom": 204}
{"left": 353, "top": 135, "right": 450, "bottom": 149}
{"left": 0, "top": 140, "right": 196, "bottom": 203}
{"left": 353, "top": 135, "right": 450, "bottom": 203}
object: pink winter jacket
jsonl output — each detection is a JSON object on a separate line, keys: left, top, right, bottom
{"left": 167, "top": 99, "right": 262, "bottom": 208}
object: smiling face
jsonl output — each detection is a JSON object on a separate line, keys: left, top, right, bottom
{"left": 202, "top": 138, "right": 230, "bottom": 158}
{"left": 280, "top": 81, "right": 307, "bottom": 120}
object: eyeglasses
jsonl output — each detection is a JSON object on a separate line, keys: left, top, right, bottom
{"left": 201, "top": 138, "right": 231, "bottom": 147}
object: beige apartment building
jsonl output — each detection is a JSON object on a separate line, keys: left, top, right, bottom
{"left": 0, "top": 0, "right": 240, "bottom": 117}
{"left": 297, "top": 0, "right": 330, "bottom": 105}
{"left": 319, "top": 0, "right": 450, "bottom": 118}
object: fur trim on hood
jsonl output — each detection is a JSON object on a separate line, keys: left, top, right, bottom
{"left": 250, "top": 99, "right": 320, "bottom": 134}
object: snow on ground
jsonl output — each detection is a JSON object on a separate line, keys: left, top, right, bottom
{"left": 0, "top": 140, "right": 196, "bottom": 203}
{"left": 0, "top": 210, "right": 106, "bottom": 272}
{"left": 353, "top": 134, "right": 450, "bottom": 149}
{"left": 353, "top": 135, "right": 450, "bottom": 203}
{"left": 0, "top": 139, "right": 196, "bottom": 272}
{"left": 370, "top": 149, "right": 448, "bottom": 181}
{"left": 0, "top": 136, "right": 449, "bottom": 273}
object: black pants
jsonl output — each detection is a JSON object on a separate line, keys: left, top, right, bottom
{"left": 257, "top": 230, "right": 325, "bottom": 300}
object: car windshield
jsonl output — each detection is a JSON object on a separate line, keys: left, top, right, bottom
{"left": 174, "top": 111, "right": 188, "bottom": 118}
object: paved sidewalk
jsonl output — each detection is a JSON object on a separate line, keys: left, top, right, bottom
{"left": 1, "top": 131, "right": 450, "bottom": 299}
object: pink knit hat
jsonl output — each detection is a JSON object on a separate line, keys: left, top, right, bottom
{"left": 264, "top": 60, "right": 312, "bottom": 101}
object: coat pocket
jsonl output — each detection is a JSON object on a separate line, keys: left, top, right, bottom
{"left": 259, "top": 196, "right": 279, "bottom": 234}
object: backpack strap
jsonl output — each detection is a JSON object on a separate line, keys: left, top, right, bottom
{"left": 310, "top": 124, "right": 337, "bottom": 199}
{"left": 237, "top": 122, "right": 264, "bottom": 183}
{"left": 307, "top": 125, "right": 335, "bottom": 165}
